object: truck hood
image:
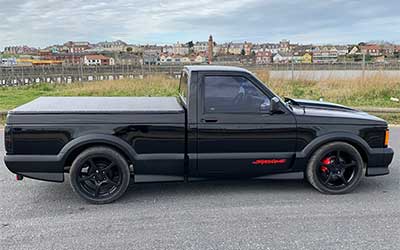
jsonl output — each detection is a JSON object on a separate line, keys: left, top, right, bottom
{"left": 287, "top": 98, "right": 387, "bottom": 125}
{"left": 288, "top": 98, "right": 357, "bottom": 112}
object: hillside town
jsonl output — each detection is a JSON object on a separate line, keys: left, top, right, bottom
{"left": 1, "top": 36, "right": 400, "bottom": 67}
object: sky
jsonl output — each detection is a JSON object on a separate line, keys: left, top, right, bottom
{"left": 0, "top": 0, "right": 399, "bottom": 49}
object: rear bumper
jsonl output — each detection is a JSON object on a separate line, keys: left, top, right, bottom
{"left": 366, "top": 147, "right": 394, "bottom": 177}
{"left": 4, "top": 155, "right": 64, "bottom": 182}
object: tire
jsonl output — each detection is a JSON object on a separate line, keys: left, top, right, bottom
{"left": 306, "top": 142, "right": 365, "bottom": 195}
{"left": 70, "top": 146, "right": 131, "bottom": 204}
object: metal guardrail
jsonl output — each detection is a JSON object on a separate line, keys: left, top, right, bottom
{"left": 1, "top": 63, "right": 400, "bottom": 86}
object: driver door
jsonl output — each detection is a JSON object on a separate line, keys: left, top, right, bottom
{"left": 196, "top": 72, "right": 297, "bottom": 177}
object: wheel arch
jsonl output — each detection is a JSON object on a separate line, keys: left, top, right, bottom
{"left": 59, "top": 134, "right": 137, "bottom": 170}
{"left": 301, "top": 133, "right": 370, "bottom": 164}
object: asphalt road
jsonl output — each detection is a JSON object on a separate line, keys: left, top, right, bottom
{"left": 0, "top": 128, "right": 398, "bottom": 250}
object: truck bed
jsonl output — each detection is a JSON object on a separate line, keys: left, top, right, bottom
{"left": 10, "top": 97, "right": 184, "bottom": 114}
{"left": 7, "top": 97, "right": 185, "bottom": 124}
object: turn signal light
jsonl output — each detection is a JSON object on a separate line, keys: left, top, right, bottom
{"left": 384, "top": 129, "right": 389, "bottom": 147}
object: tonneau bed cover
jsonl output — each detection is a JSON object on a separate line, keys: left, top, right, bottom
{"left": 9, "top": 97, "right": 184, "bottom": 114}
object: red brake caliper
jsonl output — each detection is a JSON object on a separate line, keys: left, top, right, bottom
{"left": 320, "top": 157, "right": 331, "bottom": 173}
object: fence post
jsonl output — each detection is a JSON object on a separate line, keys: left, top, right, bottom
{"left": 11, "top": 64, "right": 15, "bottom": 86}
{"left": 291, "top": 60, "right": 294, "bottom": 81}
{"left": 362, "top": 53, "right": 366, "bottom": 83}
{"left": 21, "top": 66, "right": 24, "bottom": 85}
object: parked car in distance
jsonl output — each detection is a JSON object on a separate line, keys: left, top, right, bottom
{"left": 3, "top": 66, "right": 394, "bottom": 204}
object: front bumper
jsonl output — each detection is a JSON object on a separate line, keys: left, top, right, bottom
{"left": 4, "top": 154, "right": 64, "bottom": 182}
{"left": 366, "top": 147, "right": 394, "bottom": 176}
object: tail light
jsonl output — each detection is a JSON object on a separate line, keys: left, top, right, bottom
{"left": 4, "top": 126, "right": 12, "bottom": 153}
{"left": 384, "top": 129, "right": 389, "bottom": 147}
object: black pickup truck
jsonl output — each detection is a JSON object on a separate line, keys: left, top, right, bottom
{"left": 4, "top": 66, "right": 394, "bottom": 204}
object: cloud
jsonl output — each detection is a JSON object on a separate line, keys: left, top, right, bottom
{"left": 0, "top": 0, "right": 399, "bottom": 49}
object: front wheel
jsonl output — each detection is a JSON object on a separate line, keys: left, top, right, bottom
{"left": 70, "top": 146, "right": 131, "bottom": 204}
{"left": 306, "top": 142, "right": 365, "bottom": 194}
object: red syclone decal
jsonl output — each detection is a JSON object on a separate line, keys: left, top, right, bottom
{"left": 252, "top": 159, "right": 287, "bottom": 165}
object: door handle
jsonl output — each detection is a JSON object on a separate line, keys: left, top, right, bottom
{"left": 202, "top": 118, "right": 218, "bottom": 123}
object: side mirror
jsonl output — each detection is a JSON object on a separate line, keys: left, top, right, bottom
{"left": 270, "top": 97, "right": 282, "bottom": 114}
{"left": 260, "top": 99, "right": 270, "bottom": 112}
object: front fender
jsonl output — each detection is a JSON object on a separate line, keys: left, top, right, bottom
{"left": 297, "top": 132, "right": 373, "bottom": 160}
{"left": 295, "top": 132, "right": 390, "bottom": 175}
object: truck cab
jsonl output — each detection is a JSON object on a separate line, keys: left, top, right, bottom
{"left": 181, "top": 66, "right": 297, "bottom": 178}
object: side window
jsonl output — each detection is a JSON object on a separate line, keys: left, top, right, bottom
{"left": 179, "top": 72, "right": 188, "bottom": 103}
{"left": 204, "top": 76, "right": 270, "bottom": 113}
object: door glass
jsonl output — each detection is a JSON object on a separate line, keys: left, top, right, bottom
{"left": 204, "top": 76, "right": 270, "bottom": 113}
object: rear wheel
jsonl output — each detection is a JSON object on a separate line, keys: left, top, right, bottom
{"left": 306, "top": 142, "right": 365, "bottom": 194}
{"left": 70, "top": 147, "right": 130, "bottom": 204}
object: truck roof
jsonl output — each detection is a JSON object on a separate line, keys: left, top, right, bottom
{"left": 184, "top": 65, "right": 251, "bottom": 74}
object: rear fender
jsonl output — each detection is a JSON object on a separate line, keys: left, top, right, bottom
{"left": 59, "top": 134, "right": 138, "bottom": 165}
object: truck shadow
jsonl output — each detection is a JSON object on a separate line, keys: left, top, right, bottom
{"left": 125, "top": 178, "right": 311, "bottom": 198}
{"left": 37, "top": 175, "right": 392, "bottom": 206}
{"left": 40, "top": 177, "right": 311, "bottom": 203}
{"left": 119, "top": 177, "right": 388, "bottom": 204}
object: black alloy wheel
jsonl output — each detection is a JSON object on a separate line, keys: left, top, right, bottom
{"left": 70, "top": 147, "right": 131, "bottom": 204}
{"left": 317, "top": 150, "right": 358, "bottom": 189}
{"left": 306, "top": 142, "right": 365, "bottom": 194}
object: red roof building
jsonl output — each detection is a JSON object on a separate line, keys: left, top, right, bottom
{"left": 360, "top": 44, "right": 381, "bottom": 56}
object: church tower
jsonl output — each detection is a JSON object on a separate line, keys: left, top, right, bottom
{"left": 208, "top": 35, "right": 214, "bottom": 64}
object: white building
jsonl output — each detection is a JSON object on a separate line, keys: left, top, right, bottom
{"left": 162, "top": 46, "right": 174, "bottom": 54}
{"left": 193, "top": 42, "right": 208, "bottom": 53}
{"left": 173, "top": 42, "right": 189, "bottom": 55}
{"left": 228, "top": 43, "right": 244, "bottom": 55}
{"left": 84, "top": 55, "right": 115, "bottom": 66}
{"left": 0, "top": 57, "right": 17, "bottom": 66}
{"left": 336, "top": 45, "right": 349, "bottom": 56}
{"left": 192, "top": 54, "right": 207, "bottom": 63}
{"left": 273, "top": 52, "right": 293, "bottom": 63}
{"left": 159, "top": 54, "right": 190, "bottom": 64}
{"left": 313, "top": 46, "right": 338, "bottom": 63}
{"left": 96, "top": 40, "right": 128, "bottom": 52}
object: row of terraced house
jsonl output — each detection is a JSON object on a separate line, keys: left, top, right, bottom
{"left": 1, "top": 37, "right": 400, "bottom": 67}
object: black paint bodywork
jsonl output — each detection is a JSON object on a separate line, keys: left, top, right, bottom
{"left": 3, "top": 66, "right": 394, "bottom": 183}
